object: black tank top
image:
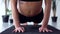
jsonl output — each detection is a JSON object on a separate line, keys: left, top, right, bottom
{"left": 20, "top": 0, "right": 42, "bottom": 2}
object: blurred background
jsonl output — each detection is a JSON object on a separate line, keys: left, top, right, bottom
{"left": 0, "top": 0, "right": 60, "bottom": 33}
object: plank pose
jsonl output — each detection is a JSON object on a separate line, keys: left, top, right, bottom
{"left": 10, "top": 0, "right": 52, "bottom": 32}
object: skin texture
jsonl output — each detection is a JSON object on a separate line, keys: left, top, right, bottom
{"left": 10, "top": 0, "right": 52, "bottom": 32}
{"left": 18, "top": 1, "right": 42, "bottom": 17}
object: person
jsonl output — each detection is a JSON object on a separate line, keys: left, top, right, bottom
{"left": 10, "top": 0, "right": 52, "bottom": 32}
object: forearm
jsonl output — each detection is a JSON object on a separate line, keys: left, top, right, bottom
{"left": 42, "top": 6, "right": 51, "bottom": 27}
{"left": 42, "top": 0, "right": 51, "bottom": 27}
{"left": 10, "top": 0, "right": 20, "bottom": 28}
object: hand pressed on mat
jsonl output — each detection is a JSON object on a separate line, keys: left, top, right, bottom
{"left": 39, "top": 26, "right": 53, "bottom": 32}
{"left": 13, "top": 26, "right": 25, "bottom": 33}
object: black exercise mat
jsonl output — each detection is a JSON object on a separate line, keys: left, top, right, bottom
{"left": 1, "top": 25, "right": 60, "bottom": 34}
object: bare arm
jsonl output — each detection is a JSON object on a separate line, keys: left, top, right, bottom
{"left": 42, "top": 0, "right": 51, "bottom": 27}
{"left": 10, "top": 0, "right": 20, "bottom": 28}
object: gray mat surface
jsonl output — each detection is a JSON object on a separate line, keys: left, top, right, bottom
{"left": 1, "top": 25, "right": 60, "bottom": 34}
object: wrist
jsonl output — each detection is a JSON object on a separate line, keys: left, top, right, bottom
{"left": 14, "top": 24, "right": 19, "bottom": 27}
{"left": 41, "top": 24, "right": 47, "bottom": 28}
{"left": 42, "top": 20, "right": 48, "bottom": 28}
{"left": 15, "top": 25, "right": 21, "bottom": 28}
{"left": 13, "top": 22, "right": 21, "bottom": 28}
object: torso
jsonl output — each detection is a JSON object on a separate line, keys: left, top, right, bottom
{"left": 17, "top": 0, "right": 43, "bottom": 17}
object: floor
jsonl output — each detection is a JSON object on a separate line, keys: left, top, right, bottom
{"left": 0, "top": 0, "right": 60, "bottom": 33}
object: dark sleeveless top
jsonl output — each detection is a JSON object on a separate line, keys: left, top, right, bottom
{"left": 20, "top": 0, "right": 42, "bottom": 2}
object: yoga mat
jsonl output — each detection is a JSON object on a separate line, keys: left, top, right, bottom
{"left": 1, "top": 25, "right": 60, "bottom": 34}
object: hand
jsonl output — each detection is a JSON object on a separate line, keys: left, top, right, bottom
{"left": 39, "top": 26, "right": 53, "bottom": 32}
{"left": 13, "top": 26, "right": 25, "bottom": 33}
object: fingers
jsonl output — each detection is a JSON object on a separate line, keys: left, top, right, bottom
{"left": 39, "top": 28, "right": 43, "bottom": 32}
{"left": 45, "top": 29, "right": 53, "bottom": 32}
{"left": 20, "top": 27, "right": 24, "bottom": 32}
{"left": 39, "top": 28, "right": 45, "bottom": 32}
{"left": 18, "top": 30, "right": 21, "bottom": 32}
{"left": 48, "top": 30, "right": 53, "bottom": 32}
{"left": 12, "top": 29, "right": 15, "bottom": 32}
{"left": 39, "top": 29, "right": 52, "bottom": 32}
{"left": 21, "top": 27, "right": 25, "bottom": 32}
{"left": 13, "top": 29, "right": 24, "bottom": 33}
{"left": 13, "top": 27, "right": 25, "bottom": 33}
{"left": 39, "top": 27, "right": 53, "bottom": 32}
{"left": 43, "top": 30, "right": 45, "bottom": 32}
{"left": 13, "top": 29, "right": 18, "bottom": 32}
{"left": 45, "top": 29, "right": 49, "bottom": 32}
